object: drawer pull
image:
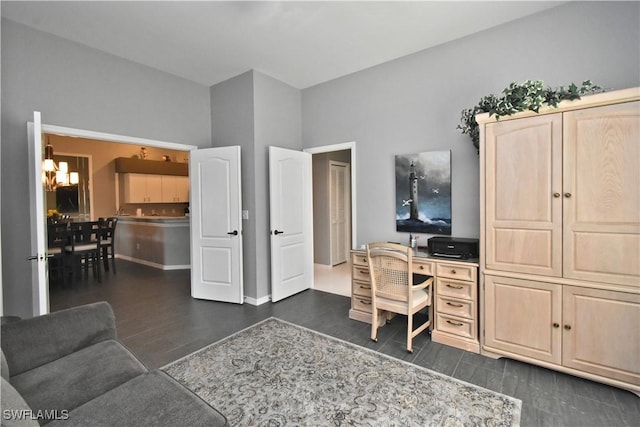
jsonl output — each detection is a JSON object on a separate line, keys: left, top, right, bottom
{"left": 446, "top": 320, "right": 464, "bottom": 327}
{"left": 359, "top": 285, "right": 370, "bottom": 290}
{"left": 419, "top": 265, "right": 424, "bottom": 270}
{"left": 564, "top": 324, "right": 572, "bottom": 330}
{"left": 359, "top": 270, "right": 368, "bottom": 275}
{"left": 361, "top": 257, "right": 367, "bottom": 263}
{"left": 360, "top": 300, "right": 371, "bottom": 305}
{"left": 553, "top": 323, "right": 560, "bottom": 328}
{"left": 446, "top": 284, "right": 464, "bottom": 290}
{"left": 450, "top": 269, "right": 457, "bottom": 274}
{"left": 446, "top": 302, "right": 464, "bottom": 308}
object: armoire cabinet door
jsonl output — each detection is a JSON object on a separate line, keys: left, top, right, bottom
{"left": 485, "top": 114, "right": 563, "bottom": 277}
{"left": 484, "top": 275, "right": 562, "bottom": 364}
{"left": 562, "top": 286, "right": 640, "bottom": 385}
{"left": 563, "top": 101, "right": 640, "bottom": 287}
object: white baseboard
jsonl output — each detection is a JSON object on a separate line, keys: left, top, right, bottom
{"left": 244, "top": 294, "right": 271, "bottom": 306}
{"left": 115, "top": 254, "right": 190, "bottom": 271}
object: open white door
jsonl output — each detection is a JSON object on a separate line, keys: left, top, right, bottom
{"left": 27, "top": 111, "right": 49, "bottom": 315}
{"left": 190, "top": 146, "right": 243, "bottom": 303}
{"left": 269, "top": 146, "right": 313, "bottom": 302}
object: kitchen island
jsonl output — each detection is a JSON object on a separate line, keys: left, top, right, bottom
{"left": 116, "top": 215, "right": 190, "bottom": 270}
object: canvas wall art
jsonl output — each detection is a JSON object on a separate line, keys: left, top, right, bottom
{"left": 395, "top": 150, "right": 451, "bottom": 235}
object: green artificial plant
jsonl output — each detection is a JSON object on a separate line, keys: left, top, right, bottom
{"left": 458, "top": 80, "right": 603, "bottom": 151}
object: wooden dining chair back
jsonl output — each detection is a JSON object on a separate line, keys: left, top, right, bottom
{"left": 47, "top": 223, "right": 70, "bottom": 286}
{"left": 66, "top": 221, "right": 102, "bottom": 283}
{"left": 99, "top": 217, "right": 118, "bottom": 273}
{"left": 366, "top": 242, "right": 433, "bottom": 353}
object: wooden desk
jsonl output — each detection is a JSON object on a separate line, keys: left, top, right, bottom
{"left": 349, "top": 249, "right": 480, "bottom": 353}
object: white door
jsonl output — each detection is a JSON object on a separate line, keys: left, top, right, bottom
{"left": 190, "top": 146, "right": 243, "bottom": 303}
{"left": 27, "top": 111, "right": 49, "bottom": 315}
{"left": 330, "top": 161, "right": 350, "bottom": 266}
{"left": 269, "top": 147, "right": 313, "bottom": 302}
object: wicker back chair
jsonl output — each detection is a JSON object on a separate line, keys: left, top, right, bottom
{"left": 366, "top": 242, "right": 433, "bottom": 353}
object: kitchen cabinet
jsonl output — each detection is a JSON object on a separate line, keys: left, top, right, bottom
{"left": 478, "top": 87, "right": 640, "bottom": 394}
{"left": 123, "top": 173, "right": 189, "bottom": 203}
{"left": 161, "top": 176, "right": 189, "bottom": 203}
{"left": 124, "top": 173, "right": 163, "bottom": 203}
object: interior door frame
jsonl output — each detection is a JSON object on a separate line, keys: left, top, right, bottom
{"left": 329, "top": 160, "right": 351, "bottom": 265}
{"left": 29, "top": 119, "right": 196, "bottom": 315}
{"left": 304, "top": 142, "right": 357, "bottom": 251}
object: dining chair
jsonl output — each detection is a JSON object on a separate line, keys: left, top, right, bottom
{"left": 99, "top": 217, "right": 118, "bottom": 274}
{"left": 367, "top": 242, "right": 433, "bottom": 353}
{"left": 65, "top": 221, "right": 102, "bottom": 283}
{"left": 47, "top": 223, "right": 70, "bottom": 287}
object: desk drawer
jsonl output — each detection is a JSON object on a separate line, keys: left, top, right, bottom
{"left": 352, "top": 252, "right": 369, "bottom": 267}
{"left": 352, "top": 295, "right": 374, "bottom": 313}
{"left": 352, "top": 266, "right": 370, "bottom": 282}
{"left": 436, "top": 262, "right": 476, "bottom": 282}
{"left": 436, "top": 313, "right": 476, "bottom": 339}
{"left": 352, "top": 280, "right": 372, "bottom": 298}
{"left": 412, "top": 259, "right": 435, "bottom": 276}
{"left": 437, "top": 296, "right": 474, "bottom": 319}
{"left": 436, "top": 278, "right": 475, "bottom": 300}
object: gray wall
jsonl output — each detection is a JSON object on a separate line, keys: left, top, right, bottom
{"left": 1, "top": 19, "right": 212, "bottom": 317}
{"left": 301, "top": 1, "right": 640, "bottom": 248}
{"left": 210, "top": 70, "right": 301, "bottom": 302}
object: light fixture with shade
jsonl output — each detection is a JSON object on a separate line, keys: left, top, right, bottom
{"left": 43, "top": 139, "right": 79, "bottom": 191}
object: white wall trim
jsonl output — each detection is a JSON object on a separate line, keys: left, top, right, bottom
{"left": 244, "top": 294, "right": 271, "bottom": 306}
{"left": 115, "top": 254, "right": 190, "bottom": 270}
{"left": 304, "top": 141, "right": 357, "bottom": 249}
{"left": 41, "top": 124, "right": 198, "bottom": 151}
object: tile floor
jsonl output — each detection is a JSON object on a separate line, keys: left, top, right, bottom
{"left": 49, "top": 260, "right": 640, "bottom": 427}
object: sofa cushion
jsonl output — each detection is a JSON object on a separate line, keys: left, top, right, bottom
{"left": 47, "top": 370, "right": 228, "bottom": 427}
{"left": 1, "top": 348, "right": 9, "bottom": 379}
{"left": 10, "top": 340, "right": 147, "bottom": 418}
{"left": 1, "top": 302, "right": 117, "bottom": 377}
{"left": 1, "top": 377, "right": 39, "bottom": 427}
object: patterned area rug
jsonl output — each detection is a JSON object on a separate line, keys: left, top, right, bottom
{"left": 163, "top": 318, "right": 521, "bottom": 426}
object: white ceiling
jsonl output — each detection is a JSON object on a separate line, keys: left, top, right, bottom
{"left": 1, "top": 1, "right": 565, "bottom": 89}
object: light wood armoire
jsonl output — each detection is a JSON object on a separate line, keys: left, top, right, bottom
{"left": 477, "top": 87, "right": 640, "bottom": 395}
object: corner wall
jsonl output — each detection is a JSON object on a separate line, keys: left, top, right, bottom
{"left": 301, "top": 1, "right": 640, "bottom": 248}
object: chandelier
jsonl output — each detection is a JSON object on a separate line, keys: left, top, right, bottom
{"left": 43, "top": 141, "right": 79, "bottom": 192}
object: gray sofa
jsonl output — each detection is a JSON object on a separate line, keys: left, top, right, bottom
{"left": 1, "top": 302, "right": 227, "bottom": 426}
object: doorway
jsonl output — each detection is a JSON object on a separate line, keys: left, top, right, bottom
{"left": 306, "top": 142, "right": 356, "bottom": 297}
{"left": 31, "top": 119, "right": 196, "bottom": 314}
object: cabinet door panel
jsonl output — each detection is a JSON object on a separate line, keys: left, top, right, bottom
{"left": 563, "top": 286, "right": 640, "bottom": 385}
{"left": 484, "top": 275, "right": 562, "bottom": 364}
{"left": 563, "top": 102, "right": 640, "bottom": 287}
{"left": 485, "top": 114, "right": 562, "bottom": 276}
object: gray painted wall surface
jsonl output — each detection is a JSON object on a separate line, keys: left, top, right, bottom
{"left": 253, "top": 72, "right": 302, "bottom": 300}
{"left": 210, "top": 71, "right": 256, "bottom": 300}
{"left": 301, "top": 1, "right": 640, "bottom": 248}
{"left": 1, "top": 19, "right": 211, "bottom": 317}
{"left": 210, "top": 70, "right": 301, "bottom": 302}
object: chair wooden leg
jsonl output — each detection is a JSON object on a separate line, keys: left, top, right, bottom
{"left": 371, "top": 305, "right": 379, "bottom": 343}
{"left": 102, "top": 247, "right": 109, "bottom": 272}
{"left": 407, "top": 312, "right": 414, "bottom": 353}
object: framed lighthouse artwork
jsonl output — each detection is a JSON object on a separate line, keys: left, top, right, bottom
{"left": 395, "top": 150, "right": 451, "bottom": 235}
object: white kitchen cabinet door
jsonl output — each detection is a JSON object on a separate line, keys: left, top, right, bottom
{"left": 124, "top": 173, "right": 162, "bottom": 203}
{"left": 161, "top": 175, "right": 189, "bottom": 203}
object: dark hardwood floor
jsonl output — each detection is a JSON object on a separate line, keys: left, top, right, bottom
{"left": 50, "top": 260, "right": 639, "bottom": 426}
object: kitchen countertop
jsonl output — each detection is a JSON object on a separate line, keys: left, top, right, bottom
{"left": 117, "top": 215, "right": 189, "bottom": 223}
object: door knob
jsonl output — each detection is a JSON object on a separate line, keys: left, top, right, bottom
{"left": 273, "top": 230, "right": 284, "bottom": 235}
{"left": 227, "top": 230, "right": 238, "bottom": 236}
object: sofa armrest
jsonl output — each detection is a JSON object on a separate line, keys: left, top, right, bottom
{"left": 0, "top": 302, "right": 117, "bottom": 377}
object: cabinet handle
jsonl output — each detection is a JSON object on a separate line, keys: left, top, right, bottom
{"left": 360, "top": 300, "right": 371, "bottom": 305}
{"left": 446, "top": 284, "right": 464, "bottom": 290}
{"left": 564, "top": 193, "right": 572, "bottom": 198}
{"left": 446, "top": 320, "right": 464, "bottom": 327}
{"left": 359, "top": 285, "right": 370, "bottom": 290}
{"left": 359, "top": 270, "right": 368, "bottom": 275}
{"left": 564, "top": 324, "right": 572, "bottom": 330}
{"left": 361, "top": 257, "right": 367, "bottom": 263}
{"left": 553, "top": 192, "right": 561, "bottom": 198}
{"left": 418, "top": 265, "right": 425, "bottom": 270}
{"left": 553, "top": 323, "right": 560, "bottom": 328}
{"left": 451, "top": 269, "right": 457, "bottom": 274}
{"left": 446, "top": 302, "right": 464, "bottom": 308}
